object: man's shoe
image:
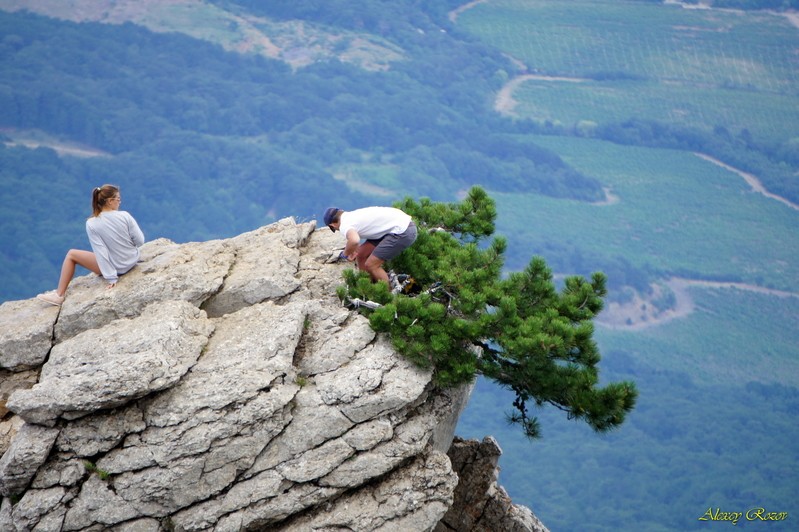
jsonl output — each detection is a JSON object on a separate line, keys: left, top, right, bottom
{"left": 37, "top": 290, "right": 65, "bottom": 306}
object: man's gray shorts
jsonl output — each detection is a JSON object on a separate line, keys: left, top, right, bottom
{"left": 369, "top": 221, "right": 417, "bottom": 261}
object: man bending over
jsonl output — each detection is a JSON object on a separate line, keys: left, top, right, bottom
{"left": 323, "top": 206, "right": 417, "bottom": 284}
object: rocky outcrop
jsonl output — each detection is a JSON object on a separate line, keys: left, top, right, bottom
{"left": 437, "top": 437, "right": 548, "bottom": 532}
{"left": 0, "top": 218, "right": 545, "bottom": 531}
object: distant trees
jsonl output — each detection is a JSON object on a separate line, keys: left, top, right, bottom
{"left": 0, "top": 8, "right": 599, "bottom": 197}
{"left": 5, "top": 2, "right": 734, "bottom": 304}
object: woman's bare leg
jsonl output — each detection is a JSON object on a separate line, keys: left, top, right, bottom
{"left": 57, "top": 249, "right": 100, "bottom": 296}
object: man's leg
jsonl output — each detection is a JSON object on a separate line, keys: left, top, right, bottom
{"left": 363, "top": 255, "right": 389, "bottom": 283}
{"left": 355, "top": 241, "right": 389, "bottom": 282}
{"left": 355, "top": 241, "right": 375, "bottom": 270}
{"left": 365, "top": 224, "right": 416, "bottom": 285}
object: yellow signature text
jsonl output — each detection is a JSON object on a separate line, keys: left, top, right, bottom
{"left": 699, "top": 507, "right": 788, "bottom": 525}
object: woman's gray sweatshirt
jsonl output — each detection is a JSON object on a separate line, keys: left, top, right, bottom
{"left": 85, "top": 210, "right": 145, "bottom": 283}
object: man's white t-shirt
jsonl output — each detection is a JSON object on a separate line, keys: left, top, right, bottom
{"left": 339, "top": 207, "right": 412, "bottom": 240}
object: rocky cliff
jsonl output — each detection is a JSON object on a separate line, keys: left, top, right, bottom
{"left": 0, "top": 218, "right": 547, "bottom": 531}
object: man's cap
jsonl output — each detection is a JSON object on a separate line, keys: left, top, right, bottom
{"left": 323, "top": 207, "right": 339, "bottom": 231}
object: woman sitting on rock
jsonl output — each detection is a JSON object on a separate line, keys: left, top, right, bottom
{"left": 37, "top": 184, "right": 145, "bottom": 306}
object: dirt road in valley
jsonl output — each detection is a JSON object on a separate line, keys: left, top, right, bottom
{"left": 1, "top": 129, "right": 110, "bottom": 158}
{"left": 448, "top": 0, "right": 488, "bottom": 23}
{"left": 695, "top": 153, "right": 799, "bottom": 212}
{"left": 494, "top": 74, "right": 588, "bottom": 116}
{"left": 4, "top": 140, "right": 108, "bottom": 158}
{"left": 598, "top": 277, "right": 799, "bottom": 331}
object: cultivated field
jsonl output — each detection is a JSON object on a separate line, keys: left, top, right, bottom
{"left": 495, "top": 135, "right": 799, "bottom": 292}
{"left": 456, "top": 2, "right": 799, "bottom": 530}
{"left": 460, "top": 0, "right": 799, "bottom": 145}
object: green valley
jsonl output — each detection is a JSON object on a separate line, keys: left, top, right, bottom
{"left": 1, "top": 0, "right": 797, "bottom": 530}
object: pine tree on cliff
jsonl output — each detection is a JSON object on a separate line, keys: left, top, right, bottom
{"left": 338, "top": 186, "right": 637, "bottom": 439}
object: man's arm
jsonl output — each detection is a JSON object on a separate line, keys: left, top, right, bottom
{"left": 343, "top": 228, "right": 360, "bottom": 260}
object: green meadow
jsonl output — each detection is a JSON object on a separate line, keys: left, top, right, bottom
{"left": 598, "top": 286, "right": 799, "bottom": 388}
{"left": 512, "top": 80, "right": 799, "bottom": 145}
{"left": 455, "top": 1, "right": 799, "bottom": 530}
{"left": 460, "top": 137, "right": 799, "bottom": 529}
{"left": 460, "top": 0, "right": 799, "bottom": 144}
{"left": 458, "top": 0, "right": 799, "bottom": 91}
{"left": 493, "top": 135, "right": 799, "bottom": 292}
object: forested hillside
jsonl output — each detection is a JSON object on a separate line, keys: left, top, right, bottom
{"left": 1, "top": 1, "right": 798, "bottom": 531}
{"left": 0, "top": 1, "right": 617, "bottom": 302}
{"left": 3, "top": 1, "right": 797, "bottom": 302}
{"left": 452, "top": 1, "right": 798, "bottom": 531}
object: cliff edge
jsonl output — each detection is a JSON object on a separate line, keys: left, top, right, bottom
{"left": 0, "top": 218, "right": 546, "bottom": 531}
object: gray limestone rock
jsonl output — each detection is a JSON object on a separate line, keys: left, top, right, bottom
{"left": 7, "top": 301, "right": 213, "bottom": 426}
{"left": 53, "top": 238, "right": 232, "bottom": 343}
{"left": 0, "top": 299, "right": 58, "bottom": 371}
{"left": 435, "top": 436, "right": 550, "bottom": 532}
{"left": 276, "top": 451, "right": 458, "bottom": 532}
{"left": 0, "top": 218, "right": 544, "bottom": 531}
{"left": 1, "top": 370, "right": 36, "bottom": 453}
{"left": 0, "top": 484, "right": 71, "bottom": 532}
{"left": 0, "top": 422, "right": 60, "bottom": 497}
{"left": 201, "top": 218, "right": 313, "bottom": 317}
